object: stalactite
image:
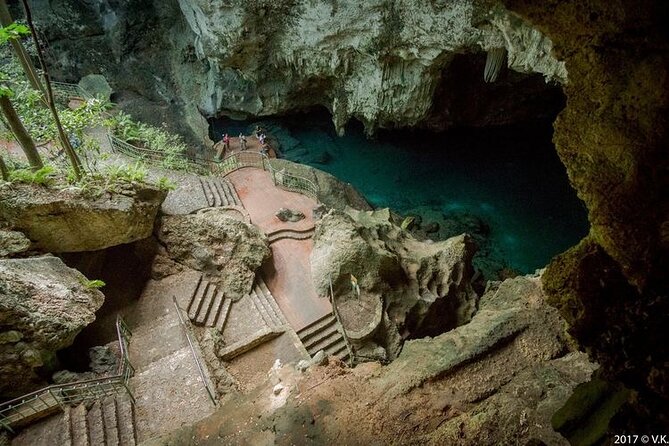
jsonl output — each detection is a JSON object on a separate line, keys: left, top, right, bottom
{"left": 484, "top": 47, "right": 507, "bottom": 83}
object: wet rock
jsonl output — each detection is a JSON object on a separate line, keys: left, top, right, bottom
{"left": 275, "top": 208, "right": 305, "bottom": 223}
{"left": 157, "top": 208, "right": 270, "bottom": 300}
{"left": 424, "top": 222, "right": 440, "bottom": 233}
{"left": 0, "top": 256, "right": 104, "bottom": 398}
{"left": 89, "top": 345, "right": 119, "bottom": 375}
{"left": 0, "top": 183, "right": 166, "bottom": 253}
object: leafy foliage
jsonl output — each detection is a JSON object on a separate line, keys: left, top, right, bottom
{"left": 8, "top": 165, "right": 56, "bottom": 185}
{"left": 82, "top": 279, "right": 106, "bottom": 289}
{"left": 104, "top": 161, "right": 147, "bottom": 184}
{"left": 0, "top": 23, "right": 30, "bottom": 45}
{"left": 105, "top": 111, "right": 192, "bottom": 171}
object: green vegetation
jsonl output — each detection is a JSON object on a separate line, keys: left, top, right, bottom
{"left": 105, "top": 111, "right": 192, "bottom": 171}
{"left": 82, "top": 279, "right": 106, "bottom": 289}
{"left": 104, "top": 161, "right": 147, "bottom": 184}
{"left": 8, "top": 164, "right": 55, "bottom": 185}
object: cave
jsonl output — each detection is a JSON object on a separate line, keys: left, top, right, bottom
{"left": 2, "top": 0, "right": 667, "bottom": 442}
{"left": 210, "top": 77, "right": 588, "bottom": 280}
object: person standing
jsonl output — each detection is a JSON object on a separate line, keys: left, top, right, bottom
{"left": 239, "top": 133, "right": 247, "bottom": 151}
{"left": 223, "top": 133, "right": 230, "bottom": 153}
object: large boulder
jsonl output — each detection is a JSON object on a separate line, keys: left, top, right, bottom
{"left": 157, "top": 208, "right": 271, "bottom": 300}
{"left": 0, "top": 183, "right": 166, "bottom": 253}
{"left": 311, "top": 208, "right": 477, "bottom": 359}
{"left": 0, "top": 256, "right": 104, "bottom": 398}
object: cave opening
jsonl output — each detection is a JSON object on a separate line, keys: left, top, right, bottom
{"left": 209, "top": 62, "right": 588, "bottom": 279}
{"left": 56, "top": 239, "right": 157, "bottom": 373}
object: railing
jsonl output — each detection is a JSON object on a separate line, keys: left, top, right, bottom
{"left": 0, "top": 315, "right": 134, "bottom": 433}
{"left": 51, "top": 81, "right": 91, "bottom": 101}
{"left": 328, "top": 276, "right": 355, "bottom": 367}
{"left": 107, "top": 132, "right": 321, "bottom": 201}
{"left": 172, "top": 297, "right": 218, "bottom": 407}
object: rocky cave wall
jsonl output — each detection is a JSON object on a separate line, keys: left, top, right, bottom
{"left": 499, "top": 0, "right": 669, "bottom": 429}
{"left": 18, "top": 0, "right": 567, "bottom": 143}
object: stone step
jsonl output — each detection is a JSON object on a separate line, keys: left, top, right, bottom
{"left": 187, "top": 275, "right": 206, "bottom": 320}
{"left": 215, "top": 298, "right": 233, "bottom": 332}
{"left": 102, "top": 396, "right": 120, "bottom": 446}
{"left": 267, "top": 227, "right": 315, "bottom": 244}
{"left": 303, "top": 326, "right": 342, "bottom": 354}
{"left": 208, "top": 177, "right": 225, "bottom": 207}
{"left": 115, "top": 394, "right": 136, "bottom": 446}
{"left": 252, "top": 285, "right": 282, "bottom": 327}
{"left": 255, "top": 278, "right": 285, "bottom": 325}
{"left": 218, "top": 327, "right": 284, "bottom": 361}
{"left": 256, "top": 276, "right": 288, "bottom": 325}
{"left": 85, "top": 402, "right": 104, "bottom": 446}
{"left": 205, "top": 290, "right": 224, "bottom": 327}
{"left": 70, "top": 404, "right": 89, "bottom": 446}
{"left": 250, "top": 288, "right": 275, "bottom": 328}
{"left": 220, "top": 178, "right": 241, "bottom": 206}
{"left": 296, "top": 313, "right": 337, "bottom": 344}
{"left": 195, "top": 284, "right": 217, "bottom": 325}
{"left": 199, "top": 177, "right": 216, "bottom": 207}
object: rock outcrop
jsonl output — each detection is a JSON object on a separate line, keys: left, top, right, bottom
{"left": 0, "top": 183, "right": 166, "bottom": 253}
{"left": 156, "top": 208, "right": 271, "bottom": 300}
{"left": 499, "top": 0, "right": 669, "bottom": 428}
{"left": 148, "top": 275, "right": 597, "bottom": 446}
{"left": 311, "top": 208, "right": 477, "bottom": 359}
{"left": 0, "top": 256, "right": 104, "bottom": 398}
{"left": 25, "top": 0, "right": 565, "bottom": 141}
{"left": 0, "top": 228, "right": 31, "bottom": 257}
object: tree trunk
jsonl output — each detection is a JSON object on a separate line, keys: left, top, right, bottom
{"left": 0, "top": 94, "right": 43, "bottom": 170}
{"left": 20, "top": 0, "right": 82, "bottom": 179}
{"left": 0, "top": 0, "right": 45, "bottom": 96}
{"left": 0, "top": 154, "right": 8, "bottom": 180}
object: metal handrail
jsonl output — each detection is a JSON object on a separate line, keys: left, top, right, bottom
{"left": 172, "top": 296, "right": 218, "bottom": 406}
{"left": 51, "top": 81, "right": 91, "bottom": 100}
{"left": 328, "top": 276, "right": 355, "bottom": 367}
{"left": 107, "top": 131, "right": 320, "bottom": 201}
{"left": 0, "top": 315, "right": 134, "bottom": 432}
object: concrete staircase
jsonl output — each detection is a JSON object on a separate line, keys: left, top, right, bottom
{"left": 266, "top": 226, "right": 315, "bottom": 244}
{"left": 296, "top": 313, "right": 350, "bottom": 363}
{"left": 249, "top": 277, "right": 286, "bottom": 329}
{"left": 11, "top": 395, "right": 136, "bottom": 446}
{"left": 199, "top": 176, "right": 242, "bottom": 207}
{"left": 187, "top": 276, "right": 232, "bottom": 331}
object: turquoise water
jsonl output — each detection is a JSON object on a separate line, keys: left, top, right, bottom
{"left": 212, "top": 113, "right": 589, "bottom": 275}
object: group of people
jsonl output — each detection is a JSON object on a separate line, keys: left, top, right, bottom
{"left": 214, "top": 126, "right": 270, "bottom": 160}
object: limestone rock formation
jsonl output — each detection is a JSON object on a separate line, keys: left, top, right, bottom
{"left": 0, "top": 256, "right": 104, "bottom": 398}
{"left": 157, "top": 208, "right": 271, "bottom": 300}
{"left": 311, "top": 208, "right": 477, "bottom": 358}
{"left": 499, "top": 0, "right": 669, "bottom": 428}
{"left": 149, "top": 275, "right": 596, "bottom": 446}
{"left": 0, "top": 228, "right": 31, "bottom": 257}
{"left": 26, "top": 0, "right": 565, "bottom": 140}
{"left": 0, "top": 183, "right": 166, "bottom": 253}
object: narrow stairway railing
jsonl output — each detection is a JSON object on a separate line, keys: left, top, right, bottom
{"left": 51, "top": 81, "right": 91, "bottom": 101}
{"left": 0, "top": 315, "right": 134, "bottom": 433}
{"left": 107, "top": 133, "right": 320, "bottom": 201}
{"left": 172, "top": 296, "right": 218, "bottom": 407}
{"left": 328, "top": 276, "right": 355, "bottom": 367}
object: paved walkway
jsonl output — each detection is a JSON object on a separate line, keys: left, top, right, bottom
{"left": 227, "top": 169, "right": 332, "bottom": 331}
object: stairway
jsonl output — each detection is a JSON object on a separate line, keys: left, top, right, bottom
{"left": 266, "top": 226, "right": 315, "bottom": 244}
{"left": 249, "top": 277, "right": 286, "bottom": 329}
{"left": 199, "top": 176, "right": 242, "bottom": 208}
{"left": 65, "top": 394, "right": 136, "bottom": 446}
{"left": 187, "top": 276, "right": 232, "bottom": 331}
{"left": 296, "top": 313, "right": 350, "bottom": 363}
